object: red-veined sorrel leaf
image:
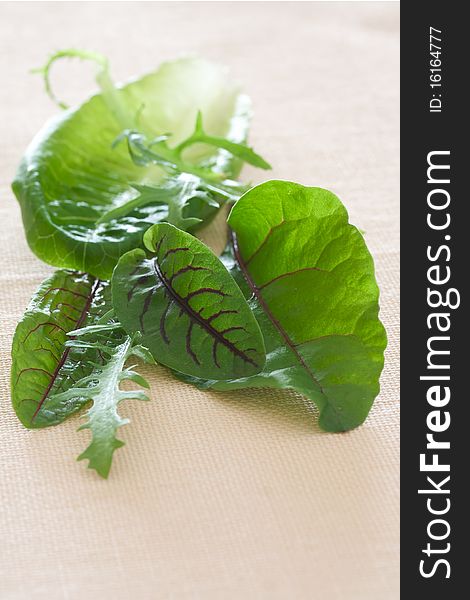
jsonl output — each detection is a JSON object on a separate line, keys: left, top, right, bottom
{"left": 185, "top": 181, "right": 387, "bottom": 432}
{"left": 11, "top": 270, "right": 112, "bottom": 428}
{"left": 111, "top": 222, "right": 266, "bottom": 380}
{"left": 11, "top": 269, "right": 154, "bottom": 478}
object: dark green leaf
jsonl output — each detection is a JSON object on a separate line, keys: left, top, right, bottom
{"left": 189, "top": 181, "right": 387, "bottom": 432}
{"left": 11, "top": 270, "right": 116, "bottom": 427}
{"left": 111, "top": 223, "right": 266, "bottom": 380}
{"left": 11, "top": 269, "right": 154, "bottom": 476}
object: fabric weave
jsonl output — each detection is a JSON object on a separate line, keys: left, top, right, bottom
{"left": 0, "top": 2, "right": 399, "bottom": 599}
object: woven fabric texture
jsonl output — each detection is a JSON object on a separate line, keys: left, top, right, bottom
{"left": 0, "top": 2, "right": 399, "bottom": 599}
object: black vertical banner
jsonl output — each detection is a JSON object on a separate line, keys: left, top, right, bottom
{"left": 401, "top": 3, "right": 467, "bottom": 596}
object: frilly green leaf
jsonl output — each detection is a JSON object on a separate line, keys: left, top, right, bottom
{"left": 76, "top": 335, "right": 152, "bottom": 478}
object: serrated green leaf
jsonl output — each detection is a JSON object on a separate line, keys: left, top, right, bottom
{"left": 11, "top": 269, "right": 154, "bottom": 477}
{"left": 76, "top": 335, "right": 151, "bottom": 478}
{"left": 111, "top": 223, "right": 266, "bottom": 380}
{"left": 175, "top": 111, "right": 272, "bottom": 170}
{"left": 187, "top": 181, "right": 387, "bottom": 432}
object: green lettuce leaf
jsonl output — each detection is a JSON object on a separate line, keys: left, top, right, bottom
{"left": 111, "top": 223, "right": 266, "bottom": 380}
{"left": 13, "top": 56, "right": 254, "bottom": 279}
{"left": 186, "top": 181, "right": 387, "bottom": 432}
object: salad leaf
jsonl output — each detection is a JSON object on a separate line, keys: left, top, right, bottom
{"left": 13, "top": 54, "right": 258, "bottom": 279}
{"left": 11, "top": 270, "right": 113, "bottom": 427}
{"left": 186, "top": 181, "right": 387, "bottom": 432}
{"left": 11, "top": 268, "right": 154, "bottom": 477}
{"left": 9, "top": 49, "right": 388, "bottom": 482}
{"left": 109, "top": 125, "right": 268, "bottom": 231}
{"left": 74, "top": 331, "right": 153, "bottom": 478}
{"left": 112, "top": 223, "right": 266, "bottom": 380}
{"left": 174, "top": 111, "right": 271, "bottom": 170}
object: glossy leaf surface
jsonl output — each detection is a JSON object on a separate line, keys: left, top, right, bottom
{"left": 192, "top": 181, "right": 387, "bottom": 432}
{"left": 11, "top": 269, "right": 154, "bottom": 477}
{"left": 112, "top": 223, "right": 266, "bottom": 380}
{"left": 11, "top": 270, "right": 112, "bottom": 427}
{"left": 13, "top": 58, "right": 252, "bottom": 279}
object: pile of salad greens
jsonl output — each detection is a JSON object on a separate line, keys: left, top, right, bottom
{"left": 11, "top": 50, "right": 387, "bottom": 477}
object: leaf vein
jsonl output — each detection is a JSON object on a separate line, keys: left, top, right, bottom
{"left": 151, "top": 258, "right": 259, "bottom": 368}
